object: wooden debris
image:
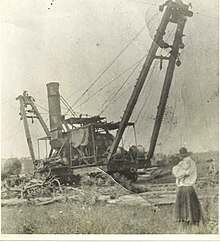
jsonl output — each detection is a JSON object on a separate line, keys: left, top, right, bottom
{"left": 35, "top": 198, "right": 59, "bottom": 206}
{"left": 107, "top": 194, "right": 151, "bottom": 206}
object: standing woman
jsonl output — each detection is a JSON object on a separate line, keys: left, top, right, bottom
{"left": 172, "top": 147, "right": 203, "bottom": 226}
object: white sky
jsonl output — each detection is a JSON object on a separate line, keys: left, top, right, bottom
{"left": 1, "top": 0, "right": 219, "bottom": 158}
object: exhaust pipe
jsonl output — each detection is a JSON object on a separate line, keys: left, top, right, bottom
{"left": 46, "top": 82, "right": 62, "bottom": 140}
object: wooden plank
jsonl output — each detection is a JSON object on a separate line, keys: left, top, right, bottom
{"left": 139, "top": 190, "right": 177, "bottom": 196}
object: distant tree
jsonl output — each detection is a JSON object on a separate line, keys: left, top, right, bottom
{"left": 1, "top": 158, "right": 22, "bottom": 180}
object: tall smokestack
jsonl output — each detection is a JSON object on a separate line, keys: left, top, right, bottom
{"left": 46, "top": 82, "right": 62, "bottom": 140}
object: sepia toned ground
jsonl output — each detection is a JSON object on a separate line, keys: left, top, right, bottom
{"left": 1, "top": 151, "right": 218, "bottom": 234}
{"left": 1, "top": 196, "right": 218, "bottom": 234}
{"left": 1, "top": 181, "right": 218, "bottom": 234}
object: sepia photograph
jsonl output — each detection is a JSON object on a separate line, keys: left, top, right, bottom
{"left": 1, "top": 0, "right": 219, "bottom": 237}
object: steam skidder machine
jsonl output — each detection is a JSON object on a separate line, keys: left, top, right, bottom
{"left": 17, "top": 83, "right": 146, "bottom": 183}
{"left": 17, "top": 0, "right": 193, "bottom": 184}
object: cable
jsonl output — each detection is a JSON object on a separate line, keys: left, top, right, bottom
{"left": 150, "top": 43, "right": 188, "bottom": 151}
{"left": 159, "top": 72, "right": 179, "bottom": 153}
{"left": 124, "top": 49, "right": 170, "bottom": 143}
{"left": 126, "top": 0, "right": 218, "bottom": 19}
{"left": 60, "top": 95, "right": 77, "bottom": 117}
{"left": 126, "top": 0, "right": 160, "bottom": 6}
{"left": 35, "top": 95, "right": 80, "bottom": 114}
{"left": 124, "top": 61, "right": 160, "bottom": 144}
{"left": 70, "top": 23, "right": 145, "bottom": 109}
{"left": 75, "top": 54, "right": 148, "bottom": 110}
{"left": 34, "top": 97, "right": 48, "bottom": 104}
{"left": 195, "top": 11, "right": 218, "bottom": 19}
{"left": 165, "top": 26, "right": 176, "bottom": 43}
{"left": 188, "top": 25, "right": 212, "bottom": 147}
{"left": 100, "top": 79, "right": 132, "bottom": 111}
{"left": 175, "top": 45, "right": 188, "bottom": 148}
{"left": 66, "top": 11, "right": 161, "bottom": 115}
{"left": 99, "top": 58, "right": 143, "bottom": 115}
{"left": 133, "top": 61, "right": 160, "bottom": 123}
{"left": 135, "top": 66, "right": 160, "bottom": 132}
{"left": 100, "top": 52, "right": 158, "bottom": 112}
{"left": 102, "top": 78, "right": 139, "bottom": 117}
{"left": 122, "top": 20, "right": 175, "bottom": 145}
{"left": 124, "top": 61, "right": 159, "bottom": 145}
{"left": 65, "top": 24, "right": 148, "bottom": 115}
{"left": 35, "top": 103, "right": 49, "bottom": 113}
{"left": 2, "top": 129, "right": 24, "bottom": 143}
{"left": 65, "top": 8, "right": 162, "bottom": 115}
{"left": 123, "top": 48, "right": 165, "bottom": 144}
{"left": 177, "top": 75, "right": 183, "bottom": 148}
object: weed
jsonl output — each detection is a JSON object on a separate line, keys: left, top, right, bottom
{"left": 2, "top": 199, "right": 218, "bottom": 234}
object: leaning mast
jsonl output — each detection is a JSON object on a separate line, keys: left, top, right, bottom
{"left": 147, "top": 3, "right": 192, "bottom": 161}
{"left": 107, "top": 0, "right": 193, "bottom": 163}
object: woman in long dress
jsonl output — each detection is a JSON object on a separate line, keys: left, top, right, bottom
{"left": 172, "top": 147, "right": 203, "bottom": 225}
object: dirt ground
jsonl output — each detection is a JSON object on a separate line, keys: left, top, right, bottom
{"left": 1, "top": 182, "right": 218, "bottom": 234}
{"left": 1, "top": 151, "right": 218, "bottom": 234}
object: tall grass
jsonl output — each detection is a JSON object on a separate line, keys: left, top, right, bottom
{"left": 2, "top": 195, "right": 218, "bottom": 234}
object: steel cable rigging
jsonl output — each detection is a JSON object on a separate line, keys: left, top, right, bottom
{"left": 133, "top": 63, "right": 159, "bottom": 121}
{"left": 102, "top": 78, "right": 143, "bottom": 117}
{"left": 188, "top": 25, "right": 212, "bottom": 148}
{"left": 154, "top": 43, "right": 188, "bottom": 152}
{"left": 123, "top": 21, "right": 184, "bottom": 146}
{"left": 64, "top": 11, "right": 161, "bottom": 115}
{"left": 123, "top": 25, "right": 175, "bottom": 132}
{"left": 98, "top": 58, "right": 146, "bottom": 114}
{"left": 161, "top": 44, "right": 190, "bottom": 149}
{"left": 130, "top": 47, "right": 172, "bottom": 124}
{"left": 99, "top": 59, "right": 144, "bottom": 115}
{"left": 60, "top": 96, "right": 77, "bottom": 117}
{"left": 127, "top": 0, "right": 217, "bottom": 19}
{"left": 123, "top": 45, "right": 172, "bottom": 144}
{"left": 34, "top": 96, "right": 80, "bottom": 114}
{"left": 64, "top": 24, "right": 148, "bottom": 115}
{"left": 158, "top": 72, "right": 180, "bottom": 153}
{"left": 107, "top": 22, "right": 171, "bottom": 107}
{"left": 124, "top": 62, "right": 160, "bottom": 144}
{"left": 74, "top": 54, "right": 148, "bottom": 110}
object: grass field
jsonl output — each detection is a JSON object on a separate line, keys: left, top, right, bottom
{"left": 1, "top": 188, "right": 218, "bottom": 234}
{"left": 1, "top": 151, "right": 218, "bottom": 234}
{"left": 1, "top": 202, "right": 218, "bottom": 234}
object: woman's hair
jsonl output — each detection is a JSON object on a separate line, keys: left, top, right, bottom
{"left": 179, "top": 147, "right": 188, "bottom": 154}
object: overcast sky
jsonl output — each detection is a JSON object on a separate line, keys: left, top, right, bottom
{"left": 1, "top": 0, "right": 219, "bottom": 158}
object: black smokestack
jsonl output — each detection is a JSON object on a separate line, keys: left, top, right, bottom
{"left": 46, "top": 82, "right": 62, "bottom": 139}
